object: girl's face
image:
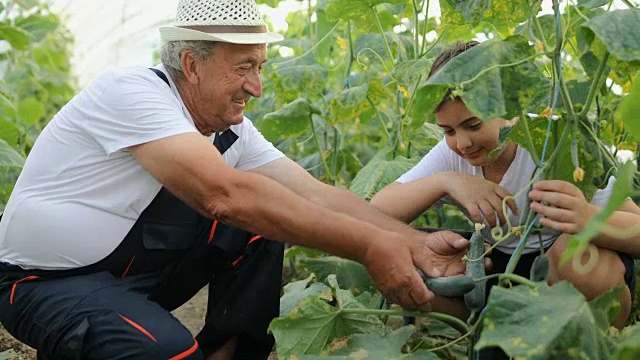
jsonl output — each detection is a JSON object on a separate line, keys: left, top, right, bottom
{"left": 435, "top": 99, "right": 510, "bottom": 167}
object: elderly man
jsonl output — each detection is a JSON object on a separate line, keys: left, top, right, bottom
{"left": 0, "top": 0, "right": 469, "bottom": 359}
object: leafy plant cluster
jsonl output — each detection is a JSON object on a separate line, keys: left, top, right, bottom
{"left": 253, "top": 0, "right": 640, "bottom": 358}
{"left": 0, "top": 0, "right": 76, "bottom": 208}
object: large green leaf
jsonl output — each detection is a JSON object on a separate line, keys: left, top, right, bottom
{"left": 328, "top": 85, "right": 370, "bottom": 126}
{"left": 270, "top": 65, "right": 328, "bottom": 104}
{"left": 16, "top": 0, "right": 38, "bottom": 10}
{"left": 414, "top": 36, "right": 547, "bottom": 122}
{"left": 15, "top": 13, "right": 60, "bottom": 43}
{"left": 0, "top": 139, "right": 24, "bottom": 168}
{"left": 302, "top": 256, "right": 374, "bottom": 294}
{"left": 349, "top": 152, "right": 419, "bottom": 200}
{"left": 17, "top": 97, "right": 45, "bottom": 125}
{"left": 257, "top": 98, "right": 319, "bottom": 141}
{"left": 577, "top": 0, "right": 609, "bottom": 8}
{"left": 280, "top": 275, "right": 332, "bottom": 316}
{"left": 325, "top": 0, "right": 407, "bottom": 24}
{"left": 0, "top": 118, "right": 22, "bottom": 147}
{"left": 391, "top": 56, "right": 432, "bottom": 89}
{"left": 301, "top": 326, "right": 439, "bottom": 359}
{"left": 561, "top": 161, "right": 636, "bottom": 264}
{"left": 477, "top": 281, "right": 616, "bottom": 359}
{"left": 582, "top": 9, "right": 640, "bottom": 62}
{"left": 269, "top": 275, "right": 387, "bottom": 359}
{"left": 443, "top": 0, "right": 533, "bottom": 29}
{"left": 615, "top": 72, "right": 640, "bottom": 139}
{"left": 612, "top": 323, "right": 640, "bottom": 359}
{"left": 0, "top": 24, "right": 30, "bottom": 51}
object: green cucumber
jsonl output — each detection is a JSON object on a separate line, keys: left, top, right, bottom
{"left": 417, "top": 269, "right": 475, "bottom": 297}
{"left": 464, "top": 232, "right": 486, "bottom": 312}
{"left": 530, "top": 255, "right": 550, "bottom": 282}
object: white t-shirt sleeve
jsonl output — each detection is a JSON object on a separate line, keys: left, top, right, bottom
{"left": 234, "top": 119, "right": 284, "bottom": 171}
{"left": 80, "top": 70, "right": 197, "bottom": 155}
{"left": 591, "top": 176, "right": 617, "bottom": 206}
{"left": 396, "top": 140, "right": 453, "bottom": 183}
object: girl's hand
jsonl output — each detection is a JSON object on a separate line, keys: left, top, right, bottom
{"left": 444, "top": 172, "right": 519, "bottom": 227}
{"left": 528, "top": 180, "right": 597, "bottom": 234}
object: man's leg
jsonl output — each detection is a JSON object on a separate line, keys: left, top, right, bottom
{"left": 0, "top": 271, "right": 203, "bottom": 360}
{"left": 195, "top": 224, "right": 285, "bottom": 360}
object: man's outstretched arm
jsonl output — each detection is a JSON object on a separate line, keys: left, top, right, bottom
{"left": 130, "top": 133, "right": 466, "bottom": 310}
{"left": 251, "top": 157, "right": 470, "bottom": 277}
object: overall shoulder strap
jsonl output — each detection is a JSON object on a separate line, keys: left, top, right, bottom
{"left": 148, "top": 68, "right": 170, "bottom": 88}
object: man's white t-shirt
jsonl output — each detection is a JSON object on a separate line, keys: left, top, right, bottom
{"left": 0, "top": 65, "right": 283, "bottom": 270}
{"left": 396, "top": 140, "right": 615, "bottom": 254}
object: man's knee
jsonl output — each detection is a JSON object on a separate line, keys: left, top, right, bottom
{"left": 79, "top": 311, "right": 203, "bottom": 360}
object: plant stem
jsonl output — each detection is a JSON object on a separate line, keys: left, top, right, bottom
{"left": 343, "top": 21, "right": 354, "bottom": 87}
{"left": 341, "top": 308, "right": 469, "bottom": 334}
{"left": 367, "top": 96, "right": 391, "bottom": 139}
{"left": 309, "top": 115, "right": 334, "bottom": 181}
{"left": 621, "top": 0, "right": 636, "bottom": 8}
{"left": 498, "top": 273, "right": 538, "bottom": 288}
{"left": 532, "top": 5, "right": 550, "bottom": 52}
{"left": 412, "top": 0, "right": 420, "bottom": 59}
{"left": 420, "top": 0, "right": 430, "bottom": 55}
{"left": 332, "top": 127, "right": 340, "bottom": 184}
{"left": 372, "top": 7, "right": 394, "bottom": 64}
{"left": 402, "top": 74, "right": 423, "bottom": 121}
{"left": 519, "top": 110, "right": 542, "bottom": 165}
{"left": 273, "top": 22, "right": 340, "bottom": 67}
{"left": 580, "top": 52, "right": 610, "bottom": 117}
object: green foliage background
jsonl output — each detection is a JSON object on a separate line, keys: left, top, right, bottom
{"left": 0, "top": 0, "right": 639, "bottom": 358}
{"left": 0, "top": 0, "right": 76, "bottom": 207}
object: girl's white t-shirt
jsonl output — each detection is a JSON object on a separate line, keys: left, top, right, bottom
{"left": 396, "top": 140, "right": 615, "bottom": 254}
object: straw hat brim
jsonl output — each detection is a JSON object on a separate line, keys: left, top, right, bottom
{"left": 160, "top": 26, "right": 283, "bottom": 44}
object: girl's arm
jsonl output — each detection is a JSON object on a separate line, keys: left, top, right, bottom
{"left": 372, "top": 171, "right": 519, "bottom": 226}
{"left": 529, "top": 180, "right": 640, "bottom": 257}
{"left": 370, "top": 173, "right": 450, "bottom": 223}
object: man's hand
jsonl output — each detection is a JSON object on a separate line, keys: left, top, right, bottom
{"left": 529, "top": 180, "right": 596, "bottom": 234}
{"left": 361, "top": 230, "right": 469, "bottom": 311}
{"left": 444, "top": 172, "right": 519, "bottom": 227}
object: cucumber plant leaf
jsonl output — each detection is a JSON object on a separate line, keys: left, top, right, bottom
{"left": 478, "top": 281, "right": 616, "bottom": 359}
{"left": 257, "top": 98, "right": 320, "bottom": 142}
{"left": 615, "top": 72, "right": 640, "bottom": 139}
{"left": 269, "top": 275, "right": 387, "bottom": 359}
{"left": 413, "top": 36, "right": 547, "bottom": 123}
{"left": 349, "top": 150, "right": 419, "bottom": 200}
{"left": 582, "top": 9, "right": 640, "bottom": 62}
{"left": 302, "top": 256, "right": 374, "bottom": 295}
{"left": 301, "top": 326, "right": 439, "bottom": 359}
{"left": 612, "top": 324, "right": 640, "bottom": 359}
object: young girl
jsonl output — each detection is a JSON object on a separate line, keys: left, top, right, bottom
{"left": 370, "top": 41, "right": 640, "bottom": 330}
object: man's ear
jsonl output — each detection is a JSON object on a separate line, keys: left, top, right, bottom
{"left": 180, "top": 51, "right": 200, "bottom": 84}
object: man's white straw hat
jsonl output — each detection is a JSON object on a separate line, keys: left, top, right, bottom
{"left": 160, "top": 0, "right": 283, "bottom": 44}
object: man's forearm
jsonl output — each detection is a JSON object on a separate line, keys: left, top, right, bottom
{"left": 209, "top": 170, "right": 395, "bottom": 263}
{"left": 311, "top": 183, "right": 428, "bottom": 238}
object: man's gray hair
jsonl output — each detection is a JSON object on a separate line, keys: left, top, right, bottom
{"left": 160, "top": 40, "right": 218, "bottom": 80}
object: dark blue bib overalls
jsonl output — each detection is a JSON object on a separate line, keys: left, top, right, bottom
{"left": 0, "top": 69, "right": 284, "bottom": 360}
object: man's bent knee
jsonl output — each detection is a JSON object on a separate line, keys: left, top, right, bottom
{"left": 77, "top": 312, "right": 203, "bottom": 360}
